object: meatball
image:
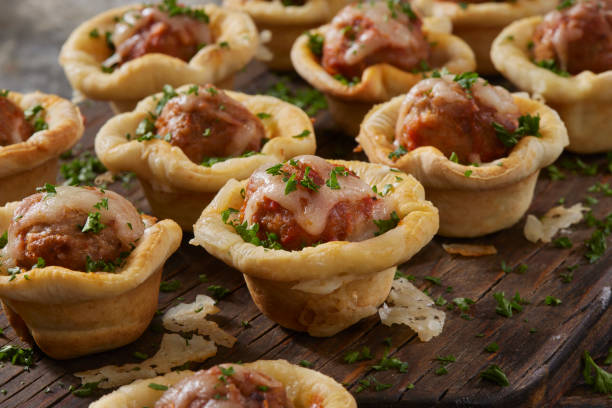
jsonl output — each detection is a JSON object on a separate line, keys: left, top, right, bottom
{"left": 155, "top": 364, "right": 292, "bottom": 408}
{"left": 155, "top": 86, "right": 265, "bottom": 164}
{"left": 7, "top": 186, "right": 144, "bottom": 271}
{"left": 532, "top": 0, "right": 612, "bottom": 74}
{"left": 110, "top": 6, "right": 212, "bottom": 66}
{"left": 395, "top": 76, "right": 520, "bottom": 164}
{"left": 322, "top": 1, "right": 430, "bottom": 78}
{"left": 0, "top": 97, "right": 33, "bottom": 146}
{"left": 240, "top": 155, "right": 394, "bottom": 250}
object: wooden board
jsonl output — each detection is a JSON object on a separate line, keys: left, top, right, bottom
{"left": 0, "top": 66, "right": 611, "bottom": 408}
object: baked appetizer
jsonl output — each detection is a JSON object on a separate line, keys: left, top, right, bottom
{"left": 0, "top": 90, "right": 83, "bottom": 206}
{"left": 413, "top": 0, "right": 557, "bottom": 74}
{"left": 223, "top": 0, "right": 352, "bottom": 70}
{"left": 191, "top": 155, "right": 438, "bottom": 336}
{"left": 95, "top": 84, "right": 316, "bottom": 230}
{"left": 59, "top": 0, "right": 259, "bottom": 112}
{"left": 0, "top": 186, "right": 182, "bottom": 359}
{"left": 91, "top": 360, "right": 356, "bottom": 407}
{"left": 291, "top": 0, "right": 475, "bottom": 135}
{"left": 491, "top": 0, "right": 612, "bottom": 153}
{"left": 357, "top": 72, "right": 568, "bottom": 237}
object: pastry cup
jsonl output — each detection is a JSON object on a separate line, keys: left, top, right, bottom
{"left": 90, "top": 359, "right": 356, "bottom": 408}
{"left": 357, "top": 94, "right": 568, "bottom": 238}
{"left": 491, "top": 16, "right": 612, "bottom": 154}
{"left": 223, "top": 0, "right": 351, "bottom": 70}
{"left": 0, "top": 205, "right": 182, "bottom": 359}
{"left": 95, "top": 85, "right": 316, "bottom": 231}
{"left": 413, "top": 0, "right": 557, "bottom": 74}
{"left": 59, "top": 4, "right": 259, "bottom": 112}
{"left": 191, "top": 160, "right": 439, "bottom": 336}
{"left": 0, "top": 91, "right": 83, "bottom": 206}
{"left": 291, "top": 20, "right": 475, "bottom": 135}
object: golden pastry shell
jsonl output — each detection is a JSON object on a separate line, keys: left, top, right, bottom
{"left": 0, "top": 91, "right": 84, "bottom": 205}
{"left": 491, "top": 16, "right": 612, "bottom": 153}
{"left": 357, "top": 94, "right": 569, "bottom": 237}
{"left": 0, "top": 205, "right": 182, "bottom": 359}
{"left": 90, "top": 360, "right": 356, "bottom": 408}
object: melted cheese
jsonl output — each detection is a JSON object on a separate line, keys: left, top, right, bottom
{"left": 6, "top": 186, "right": 144, "bottom": 261}
{"left": 244, "top": 155, "right": 392, "bottom": 239}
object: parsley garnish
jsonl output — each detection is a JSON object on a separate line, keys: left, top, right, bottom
{"left": 333, "top": 74, "right": 361, "bottom": 87}
{"left": 326, "top": 166, "right": 349, "bottom": 190}
{"left": 300, "top": 166, "right": 320, "bottom": 191}
{"left": 534, "top": 59, "right": 570, "bottom": 77}
{"left": 94, "top": 198, "right": 109, "bottom": 210}
{"left": 388, "top": 145, "right": 408, "bottom": 160}
{"left": 544, "top": 295, "right": 562, "bottom": 306}
{"left": 36, "top": 183, "right": 56, "bottom": 198}
{"left": 160, "top": 279, "right": 181, "bottom": 292}
{"left": 373, "top": 211, "right": 400, "bottom": 236}
{"left": 299, "top": 360, "right": 313, "bottom": 368}
{"left": 480, "top": 364, "right": 509, "bottom": 387}
{"left": 133, "top": 352, "right": 148, "bottom": 360}
{"left": 155, "top": 84, "right": 178, "bottom": 115}
{"left": 208, "top": 285, "right": 230, "bottom": 300}
{"left": 493, "top": 114, "right": 541, "bottom": 148}
{"left": 344, "top": 346, "right": 373, "bottom": 364}
{"left": 0, "top": 89, "right": 9, "bottom": 97}
{"left": 284, "top": 173, "right": 298, "bottom": 194}
{"left": 89, "top": 28, "right": 100, "bottom": 38}
{"left": 307, "top": 32, "right": 324, "bottom": 56}
{"left": 158, "top": 0, "right": 209, "bottom": 22}
{"left": 72, "top": 382, "right": 100, "bottom": 398}
{"left": 557, "top": 0, "right": 575, "bottom": 9}
{"left": 553, "top": 236, "right": 572, "bottom": 248}
{"left": 0, "top": 231, "right": 7, "bottom": 249}
{"left": 60, "top": 152, "right": 107, "bottom": 186}
{"left": 582, "top": 351, "right": 612, "bottom": 394}
{"left": 493, "top": 292, "right": 524, "bottom": 317}
{"left": 256, "top": 112, "right": 271, "bottom": 119}
{"left": 453, "top": 298, "right": 474, "bottom": 312}
{"left": 453, "top": 72, "right": 479, "bottom": 93}
{"left": 293, "top": 129, "right": 311, "bottom": 139}
{"left": 394, "top": 271, "right": 416, "bottom": 281}
{"left": 0, "top": 344, "right": 34, "bottom": 368}
{"left": 257, "top": 385, "right": 269, "bottom": 392}
{"left": 547, "top": 165, "right": 566, "bottom": 181}
{"left": 81, "top": 212, "right": 106, "bottom": 234}
{"left": 372, "top": 349, "right": 408, "bottom": 373}
{"left": 266, "top": 77, "right": 327, "bottom": 117}
{"left": 485, "top": 342, "right": 500, "bottom": 353}
{"left": 355, "top": 376, "right": 392, "bottom": 392}
{"left": 148, "top": 383, "right": 168, "bottom": 391}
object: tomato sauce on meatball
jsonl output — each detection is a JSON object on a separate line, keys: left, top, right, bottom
{"left": 395, "top": 75, "right": 520, "bottom": 164}
{"left": 0, "top": 97, "right": 33, "bottom": 146}
{"left": 6, "top": 187, "right": 144, "bottom": 271}
{"left": 532, "top": 0, "right": 612, "bottom": 74}
{"left": 105, "top": 5, "right": 211, "bottom": 68}
{"left": 155, "top": 364, "right": 292, "bottom": 408}
{"left": 239, "top": 155, "right": 394, "bottom": 250}
{"left": 322, "top": 1, "right": 430, "bottom": 78}
{"left": 154, "top": 86, "right": 265, "bottom": 164}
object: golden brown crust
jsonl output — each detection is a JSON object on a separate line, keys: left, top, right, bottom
{"left": 491, "top": 16, "right": 612, "bottom": 153}
{"left": 413, "top": 0, "right": 558, "bottom": 74}
{"left": 0, "top": 91, "right": 84, "bottom": 205}
{"left": 95, "top": 85, "right": 316, "bottom": 230}
{"left": 0, "top": 203, "right": 182, "bottom": 359}
{"left": 90, "top": 360, "right": 356, "bottom": 408}
{"left": 357, "top": 94, "right": 568, "bottom": 237}
{"left": 59, "top": 4, "right": 259, "bottom": 103}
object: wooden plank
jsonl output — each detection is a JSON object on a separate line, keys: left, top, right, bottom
{"left": 0, "top": 69, "right": 610, "bottom": 408}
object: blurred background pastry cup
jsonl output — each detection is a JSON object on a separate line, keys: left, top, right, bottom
{"left": 491, "top": 16, "right": 612, "bottom": 154}
{"left": 191, "top": 160, "right": 439, "bottom": 336}
{"left": 223, "top": 0, "right": 352, "bottom": 71}
{"left": 0, "top": 91, "right": 83, "bottom": 206}
{"left": 291, "top": 20, "right": 475, "bottom": 136}
{"left": 59, "top": 4, "right": 259, "bottom": 113}
{"left": 413, "top": 0, "right": 557, "bottom": 75}
{"left": 357, "top": 94, "right": 568, "bottom": 237}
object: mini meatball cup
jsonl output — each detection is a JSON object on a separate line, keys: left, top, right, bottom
{"left": 491, "top": 16, "right": 612, "bottom": 154}
{"left": 191, "top": 160, "right": 438, "bottom": 337}
{"left": 0, "top": 91, "right": 83, "bottom": 205}
{"left": 91, "top": 360, "right": 356, "bottom": 408}
{"left": 291, "top": 21, "right": 475, "bottom": 135}
{"left": 357, "top": 94, "right": 568, "bottom": 238}
{"left": 413, "top": 0, "right": 557, "bottom": 74}
{"left": 0, "top": 199, "right": 182, "bottom": 359}
{"left": 95, "top": 85, "right": 316, "bottom": 231}
{"left": 223, "top": 0, "right": 351, "bottom": 70}
{"left": 60, "top": 3, "right": 259, "bottom": 112}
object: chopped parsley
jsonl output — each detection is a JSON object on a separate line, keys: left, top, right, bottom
{"left": 449, "top": 152, "right": 459, "bottom": 163}
{"left": 298, "top": 360, "right": 313, "bottom": 368}
{"left": 372, "top": 350, "right": 408, "bottom": 373}
{"left": 355, "top": 376, "right": 392, "bottom": 392}
{"left": 453, "top": 297, "right": 475, "bottom": 312}
{"left": 0, "top": 344, "right": 34, "bottom": 368}
{"left": 388, "top": 145, "right": 408, "bottom": 160}
{"left": 395, "top": 271, "right": 416, "bottom": 281}
{"left": 493, "top": 114, "right": 541, "bottom": 148}
{"left": 256, "top": 112, "right": 271, "bottom": 119}
{"left": 155, "top": 84, "right": 178, "bottom": 115}
{"left": 557, "top": 0, "right": 575, "bottom": 9}
{"left": 158, "top": 0, "right": 209, "bottom": 22}
{"left": 480, "top": 364, "right": 509, "bottom": 387}
{"left": 326, "top": 166, "right": 349, "bottom": 190}
{"left": 221, "top": 209, "right": 284, "bottom": 250}
{"left": 0, "top": 89, "right": 9, "bottom": 97}
{"left": 307, "top": 31, "right": 324, "bottom": 56}
{"left": 425, "top": 276, "right": 441, "bottom": 285}
{"left": 89, "top": 28, "right": 100, "bottom": 38}
{"left": 147, "top": 383, "right": 168, "bottom": 391}
{"left": 485, "top": 342, "right": 500, "bottom": 353}
{"left": 94, "top": 198, "right": 109, "bottom": 210}
{"left": 72, "top": 382, "right": 100, "bottom": 398}
{"left": 160, "top": 279, "right": 181, "bottom": 292}
{"left": 582, "top": 351, "right": 612, "bottom": 394}
{"left": 373, "top": 211, "right": 400, "bottom": 236}
{"left": 453, "top": 72, "right": 479, "bottom": 93}
{"left": 208, "top": 285, "right": 230, "bottom": 300}
{"left": 36, "top": 183, "right": 56, "bottom": 198}
{"left": 344, "top": 346, "right": 373, "bottom": 364}
{"left": 24, "top": 104, "right": 49, "bottom": 132}
{"left": 553, "top": 236, "right": 573, "bottom": 248}
{"left": 534, "top": 59, "right": 570, "bottom": 77}
{"left": 284, "top": 173, "right": 298, "bottom": 194}
{"left": 266, "top": 77, "right": 327, "bottom": 117}
{"left": 292, "top": 129, "right": 311, "bottom": 139}
{"left": 85, "top": 252, "right": 130, "bottom": 273}
{"left": 585, "top": 229, "right": 607, "bottom": 263}
{"left": 81, "top": 212, "right": 106, "bottom": 233}
{"left": 0, "top": 231, "right": 7, "bottom": 249}
{"left": 544, "top": 295, "right": 562, "bottom": 306}
{"left": 493, "top": 292, "right": 524, "bottom": 317}
{"left": 333, "top": 74, "right": 361, "bottom": 87}
{"left": 60, "top": 152, "right": 107, "bottom": 186}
